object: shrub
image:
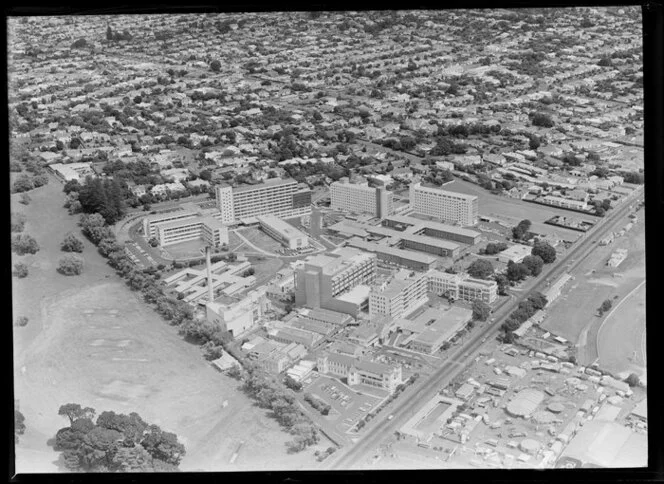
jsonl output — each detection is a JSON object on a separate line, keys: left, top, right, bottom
{"left": 15, "top": 316, "right": 29, "bottom": 327}
{"left": 12, "top": 234, "right": 39, "bottom": 255}
{"left": 61, "top": 233, "right": 85, "bottom": 253}
{"left": 13, "top": 262, "right": 29, "bottom": 278}
{"left": 57, "top": 255, "right": 84, "bottom": 276}
{"left": 19, "top": 193, "right": 32, "bottom": 205}
{"left": 11, "top": 212, "right": 26, "bottom": 232}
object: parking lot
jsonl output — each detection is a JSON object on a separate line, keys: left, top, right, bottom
{"left": 305, "top": 375, "right": 385, "bottom": 433}
{"left": 125, "top": 241, "right": 156, "bottom": 268}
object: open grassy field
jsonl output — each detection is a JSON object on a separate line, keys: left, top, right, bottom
{"left": 12, "top": 178, "right": 323, "bottom": 472}
{"left": 596, "top": 280, "right": 646, "bottom": 381}
{"left": 443, "top": 180, "right": 588, "bottom": 240}
{"left": 540, "top": 209, "right": 645, "bottom": 369}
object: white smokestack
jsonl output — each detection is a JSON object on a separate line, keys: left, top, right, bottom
{"left": 206, "top": 246, "right": 214, "bottom": 304}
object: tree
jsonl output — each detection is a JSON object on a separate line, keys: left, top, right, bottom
{"left": 80, "top": 213, "right": 115, "bottom": 244}
{"left": 58, "top": 255, "right": 85, "bottom": 276}
{"left": 13, "top": 262, "right": 29, "bottom": 278}
{"left": 15, "top": 316, "right": 29, "bottom": 327}
{"left": 227, "top": 364, "right": 243, "bottom": 380}
{"left": 512, "top": 219, "right": 532, "bottom": 240}
{"left": 531, "top": 241, "right": 556, "bottom": 263}
{"left": 11, "top": 212, "right": 26, "bottom": 232}
{"left": 624, "top": 373, "right": 640, "bottom": 388}
{"left": 58, "top": 404, "right": 96, "bottom": 426}
{"left": 531, "top": 112, "right": 554, "bottom": 128}
{"left": 140, "top": 425, "right": 186, "bottom": 466}
{"left": 527, "top": 291, "right": 548, "bottom": 310}
{"left": 15, "top": 410, "right": 26, "bottom": 443}
{"left": 624, "top": 172, "right": 644, "bottom": 184}
{"left": 61, "top": 233, "right": 85, "bottom": 253}
{"left": 210, "top": 60, "right": 221, "bottom": 72}
{"left": 494, "top": 273, "right": 509, "bottom": 296}
{"left": 12, "top": 174, "right": 34, "bottom": 193}
{"left": 63, "top": 179, "right": 82, "bottom": 194}
{"left": 71, "top": 38, "right": 88, "bottom": 49}
{"left": 598, "top": 299, "right": 613, "bottom": 316}
{"left": 12, "top": 234, "right": 39, "bottom": 255}
{"left": 522, "top": 255, "right": 544, "bottom": 277}
{"left": 106, "top": 25, "right": 114, "bottom": 41}
{"left": 467, "top": 259, "right": 494, "bottom": 279}
{"left": 506, "top": 261, "right": 530, "bottom": 282}
{"left": 472, "top": 300, "right": 491, "bottom": 321}
{"left": 19, "top": 193, "right": 32, "bottom": 205}
{"left": 484, "top": 242, "right": 507, "bottom": 255}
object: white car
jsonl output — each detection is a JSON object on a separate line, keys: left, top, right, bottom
{"left": 387, "top": 415, "right": 394, "bottom": 420}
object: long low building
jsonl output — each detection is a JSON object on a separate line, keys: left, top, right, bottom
{"left": 257, "top": 214, "right": 309, "bottom": 250}
{"left": 382, "top": 215, "right": 482, "bottom": 245}
{"left": 399, "top": 306, "right": 472, "bottom": 354}
{"left": 346, "top": 237, "right": 437, "bottom": 271}
{"left": 156, "top": 215, "right": 229, "bottom": 248}
{"left": 397, "top": 233, "right": 460, "bottom": 258}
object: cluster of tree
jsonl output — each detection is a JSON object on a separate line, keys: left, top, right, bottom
{"left": 283, "top": 375, "right": 303, "bottom": 392}
{"left": 106, "top": 26, "right": 132, "bottom": 42}
{"left": 482, "top": 242, "right": 508, "bottom": 255}
{"left": 437, "top": 122, "right": 502, "bottom": 138}
{"left": 58, "top": 255, "right": 85, "bottom": 276}
{"left": 428, "top": 137, "right": 469, "bottom": 156}
{"left": 562, "top": 153, "right": 583, "bottom": 166}
{"left": 12, "top": 234, "right": 40, "bottom": 255}
{"left": 303, "top": 393, "right": 331, "bottom": 415}
{"left": 471, "top": 300, "right": 492, "bottom": 321}
{"left": 597, "top": 298, "right": 613, "bottom": 316}
{"left": 15, "top": 410, "right": 26, "bottom": 443}
{"left": 281, "top": 159, "right": 347, "bottom": 184}
{"left": 500, "top": 292, "right": 548, "bottom": 342}
{"left": 61, "top": 233, "right": 85, "bottom": 253}
{"left": 512, "top": 219, "right": 532, "bottom": 240}
{"left": 240, "top": 371, "right": 320, "bottom": 452}
{"left": 12, "top": 173, "right": 49, "bottom": 193}
{"left": 590, "top": 198, "right": 612, "bottom": 217}
{"left": 13, "top": 262, "right": 29, "bottom": 278}
{"left": 422, "top": 166, "right": 454, "bottom": 187}
{"left": 530, "top": 112, "right": 555, "bottom": 128}
{"left": 53, "top": 404, "right": 185, "bottom": 472}
{"left": 75, "top": 176, "right": 126, "bottom": 224}
{"left": 505, "top": 254, "right": 545, "bottom": 283}
{"left": 466, "top": 259, "right": 494, "bottom": 279}
{"left": 531, "top": 241, "right": 557, "bottom": 263}
{"left": 623, "top": 171, "right": 644, "bottom": 184}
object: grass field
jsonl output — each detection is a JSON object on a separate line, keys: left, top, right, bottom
{"left": 443, "top": 180, "right": 588, "bottom": 240}
{"left": 12, "top": 178, "right": 322, "bottom": 472}
{"left": 541, "top": 209, "right": 645, "bottom": 370}
{"left": 596, "top": 281, "right": 646, "bottom": 381}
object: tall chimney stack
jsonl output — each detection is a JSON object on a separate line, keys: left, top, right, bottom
{"left": 205, "top": 245, "right": 214, "bottom": 304}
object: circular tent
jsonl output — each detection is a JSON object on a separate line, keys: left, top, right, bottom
{"left": 520, "top": 438, "right": 541, "bottom": 454}
{"left": 506, "top": 388, "right": 545, "bottom": 418}
{"left": 547, "top": 402, "right": 565, "bottom": 414}
{"left": 532, "top": 410, "right": 556, "bottom": 424}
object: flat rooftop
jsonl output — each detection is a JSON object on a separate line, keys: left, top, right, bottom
{"left": 347, "top": 238, "right": 437, "bottom": 264}
{"left": 233, "top": 177, "right": 297, "bottom": 193}
{"left": 336, "top": 284, "right": 371, "bottom": 304}
{"left": 257, "top": 214, "right": 307, "bottom": 239}
{"left": 413, "top": 183, "right": 479, "bottom": 201}
{"left": 399, "top": 233, "right": 460, "bottom": 250}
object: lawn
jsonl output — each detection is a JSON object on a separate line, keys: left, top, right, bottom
{"left": 12, "top": 178, "right": 322, "bottom": 472}
{"left": 238, "top": 226, "right": 284, "bottom": 254}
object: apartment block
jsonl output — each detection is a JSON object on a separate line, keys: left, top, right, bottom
{"left": 538, "top": 195, "right": 589, "bottom": 211}
{"left": 409, "top": 183, "right": 479, "bottom": 226}
{"left": 330, "top": 178, "right": 393, "bottom": 218}
{"left": 369, "top": 269, "right": 430, "bottom": 319}
{"left": 427, "top": 271, "right": 498, "bottom": 304}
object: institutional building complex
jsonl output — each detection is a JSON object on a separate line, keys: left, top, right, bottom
{"left": 369, "top": 269, "right": 430, "bottom": 320}
{"left": 427, "top": 270, "right": 498, "bottom": 304}
{"left": 295, "top": 247, "right": 377, "bottom": 317}
{"left": 215, "top": 178, "right": 312, "bottom": 223}
{"left": 330, "top": 178, "right": 393, "bottom": 219}
{"left": 143, "top": 208, "right": 229, "bottom": 248}
{"left": 317, "top": 352, "right": 403, "bottom": 394}
{"left": 409, "top": 183, "right": 479, "bottom": 226}
{"left": 257, "top": 214, "right": 310, "bottom": 250}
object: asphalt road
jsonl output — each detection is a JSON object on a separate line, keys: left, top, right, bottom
{"left": 327, "top": 185, "right": 643, "bottom": 470}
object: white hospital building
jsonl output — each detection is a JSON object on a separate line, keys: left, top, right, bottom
{"left": 409, "top": 183, "right": 479, "bottom": 226}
